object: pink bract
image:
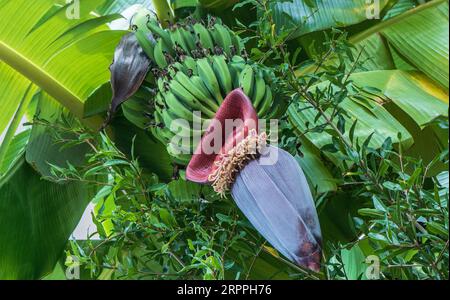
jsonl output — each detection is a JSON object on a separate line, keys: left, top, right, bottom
{"left": 186, "top": 88, "right": 259, "bottom": 183}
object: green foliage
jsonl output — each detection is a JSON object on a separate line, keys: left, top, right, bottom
{"left": 0, "top": 0, "right": 448, "bottom": 280}
{"left": 56, "top": 124, "right": 306, "bottom": 279}
{"left": 228, "top": 0, "right": 449, "bottom": 279}
{"left": 0, "top": 158, "right": 95, "bottom": 279}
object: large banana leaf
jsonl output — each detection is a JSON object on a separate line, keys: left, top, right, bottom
{"left": 0, "top": 99, "right": 93, "bottom": 280}
{"left": 97, "top": 0, "right": 154, "bottom": 14}
{"left": 272, "top": 0, "right": 393, "bottom": 39}
{"left": 296, "top": 0, "right": 449, "bottom": 93}
{"left": 289, "top": 70, "right": 447, "bottom": 171}
{"left": 295, "top": 139, "right": 337, "bottom": 194}
{"left": 350, "top": 70, "right": 448, "bottom": 128}
{"left": 383, "top": 0, "right": 416, "bottom": 19}
{"left": 0, "top": 0, "right": 125, "bottom": 168}
{"left": 0, "top": 157, "right": 94, "bottom": 279}
{"left": 291, "top": 1, "right": 448, "bottom": 181}
{"left": 0, "top": 130, "right": 30, "bottom": 175}
{"left": 381, "top": 1, "right": 449, "bottom": 90}
{"left": 25, "top": 93, "right": 91, "bottom": 178}
{"left": 351, "top": 0, "right": 449, "bottom": 90}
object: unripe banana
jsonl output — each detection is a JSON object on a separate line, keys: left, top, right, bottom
{"left": 180, "top": 27, "right": 196, "bottom": 54}
{"left": 228, "top": 55, "right": 246, "bottom": 88}
{"left": 252, "top": 70, "right": 266, "bottom": 109}
{"left": 174, "top": 72, "right": 219, "bottom": 112}
{"left": 212, "top": 55, "right": 232, "bottom": 95}
{"left": 211, "top": 24, "right": 233, "bottom": 57}
{"left": 169, "top": 80, "right": 216, "bottom": 118}
{"left": 147, "top": 20, "right": 174, "bottom": 54}
{"left": 163, "top": 91, "right": 193, "bottom": 120}
{"left": 154, "top": 39, "right": 168, "bottom": 68}
{"left": 190, "top": 76, "right": 220, "bottom": 111}
{"left": 167, "top": 143, "right": 192, "bottom": 165}
{"left": 257, "top": 85, "right": 273, "bottom": 117}
{"left": 160, "top": 108, "right": 202, "bottom": 139}
{"left": 239, "top": 65, "right": 254, "bottom": 97}
{"left": 193, "top": 23, "right": 214, "bottom": 52}
{"left": 171, "top": 27, "right": 190, "bottom": 54}
{"left": 196, "top": 57, "right": 223, "bottom": 104}
{"left": 132, "top": 11, "right": 156, "bottom": 60}
{"left": 181, "top": 56, "right": 198, "bottom": 75}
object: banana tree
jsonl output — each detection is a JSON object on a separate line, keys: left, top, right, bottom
{"left": 0, "top": 0, "right": 448, "bottom": 279}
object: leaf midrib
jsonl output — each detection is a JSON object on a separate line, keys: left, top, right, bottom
{"left": 0, "top": 41, "right": 84, "bottom": 117}
{"left": 350, "top": 0, "right": 447, "bottom": 43}
{"left": 0, "top": 41, "right": 105, "bottom": 130}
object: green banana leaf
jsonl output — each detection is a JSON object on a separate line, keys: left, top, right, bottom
{"left": 272, "top": 0, "right": 393, "bottom": 40}
{"left": 0, "top": 0, "right": 125, "bottom": 168}
{"left": 350, "top": 70, "right": 448, "bottom": 128}
{"left": 25, "top": 92, "right": 91, "bottom": 178}
{"left": 0, "top": 130, "right": 30, "bottom": 175}
{"left": 0, "top": 109, "right": 95, "bottom": 279}
{"left": 381, "top": 1, "right": 449, "bottom": 90}
{"left": 289, "top": 70, "right": 447, "bottom": 170}
{"left": 295, "top": 139, "right": 337, "bottom": 194}
{"left": 0, "top": 155, "right": 94, "bottom": 279}
{"left": 350, "top": 0, "right": 449, "bottom": 90}
{"left": 97, "top": 0, "right": 154, "bottom": 14}
{"left": 296, "top": 0, "right": 449, "bottom": 94}
{"left": 383, "top": 0, "right": 416, "bottom": 19}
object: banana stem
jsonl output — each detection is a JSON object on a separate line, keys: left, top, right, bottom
{"left": 152, "top": 0, "right": 174, "bottom": 27}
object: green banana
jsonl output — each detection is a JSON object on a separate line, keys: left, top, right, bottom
{"left": 147, "top": 20, "right": 174, "bottom": 54}
{"left": 160, "top": 108, "right": 200, "bottom": 139}
{"left": 167, "top": 143, "right": 192, "bottom": 165}
{"left": 257, "top": 85, "right": 273, "bottom": 117}
{"left": 228, "top": 55, "right": 246, "bottom": 88}
{"left": 169, "top": 80, "right": 216, "bottom": 118}
{"left": 134, "top": 31, "right": 155, "bottom": 61}
{"left": 180, "top": 27, "right": 196, "bottom": 54}
{"left": 230, "top": 32, "right": 243, "bottom": 56}
{"left": 193, "top": 23, "right": 214, "bottom": 52}
{"left": 131, "top": 9, "right": 156, "bottom": 60}
{"left": 239, "top": 65, "right": 254, "bottom": 98}
{"left": 171, "top": 62, "right": 188, "bottom": 75}
{"left": 190, "top": 76, "right": 220, "bottom": 112}
{"left": 181, "top": 56, "right": 198, "bottom": 75}
{"left": 154, "top": 39, "right": 168, "bottom": 68}
{"left": 174, "top": 72, "right": 209, "bottom": 106}
{"left": 252, "top": 70, "right": 266, "bottom": 109}
{"left": 157, "top": 78, "right": 167, "bottom": 96}
{"left": 163, "top": 91, "right": 194, "bottom": 120}
{"left": 212, "top": 55, "right": 232, "bottom": 95}
{"left": 211, "top": 24, "right": 233, "bottom": 57}
{"left": 171, "top": 27, "right": 190, "bottom": 54}
{"left": 196, "top": 57, "right": 223, "bottom": 104}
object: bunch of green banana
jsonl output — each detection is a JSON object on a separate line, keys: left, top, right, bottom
{"left": 129, "top": 11, "right": 287, "bottom": 165}
{"left": 131, "top": 12, "right": 244, "bottom": 69}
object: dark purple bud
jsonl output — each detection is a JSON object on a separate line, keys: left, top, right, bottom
{"left": 103, "top": 33, "right": 151, "bottom": 129}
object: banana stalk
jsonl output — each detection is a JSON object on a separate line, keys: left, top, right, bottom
{"left": 152, "top": 0, "right": 174, "bottom": 28}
